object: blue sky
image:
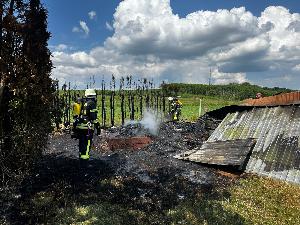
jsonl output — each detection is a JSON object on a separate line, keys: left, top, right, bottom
{"left": 43, "top": 0, "right": 300, "bottom": 89}
{"left": 43, "top": 0, "right": 119, "bottom": 50}
{"left": 43, "top": 0, "right": 300, "bottom": 51}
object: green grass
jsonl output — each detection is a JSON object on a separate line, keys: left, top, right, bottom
{"left": 28, "top": 176, "right": 300, "bottom": 225}
{"left": 179, "top": 95, "right": 237, "bottom": 121}
{"left": 168, "top": 176, "right": 300, "bottom": 225}
{"left": 54, "top": 203, "right": 131, "bottom": 225}
{"left": 224, "top": 176, "right": 300, "bottom": 225}
{"left": 62, "top": 94, "right": 237, "bottom": 126}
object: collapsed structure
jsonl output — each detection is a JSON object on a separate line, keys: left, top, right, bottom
{"left": 177, "top": 92, "right": 300, "bottom": 185}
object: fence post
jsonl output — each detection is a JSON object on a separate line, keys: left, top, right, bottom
{"left": 101, "top": 79, "right": 106, "bottom": 128}
{"left": 140, "top": 93, "right": 143, "bottom": 119}
{"left": 121, "top": 92, "right": 125, "bottom": 125}
{"left": 53, "top": 80, "right": 60, "bottom": 130}
{"left": 131, "top": 94, "right": 134, "bottom": 120}
{"left": 68, "top": 82, "right": 71, "bottom": 124}
{"left": 198, "top": 99, "right": 202, "bottom": 117}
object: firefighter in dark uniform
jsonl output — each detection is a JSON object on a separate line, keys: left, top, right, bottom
{"left": 72, "top": 89, "right": 99, "bottom": 161}
{"left": 168, "top": 96, "right": 183, "bottom": 121}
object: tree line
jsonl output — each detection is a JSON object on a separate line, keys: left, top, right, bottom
{"left": 161, "top": 82, "right": 292, "bottom": 100}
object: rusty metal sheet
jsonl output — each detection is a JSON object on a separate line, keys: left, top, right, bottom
{"left": 176, "top": 139, "right": 256, "bottom": 166}
{"left": 242, "top": 91, "right": 300, "bottom": 107}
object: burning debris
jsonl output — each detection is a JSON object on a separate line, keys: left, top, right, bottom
{"left": 96, "top": 113, "right": 220, "bottom": 153}
{"left": 97, "top": 111, "right": 161, "bottom": 151}
{"left": 124, "top": 110, "right": 161, "bottom": 136}
{"left": 90, "top": 113, "right": 223, "bottom": 189}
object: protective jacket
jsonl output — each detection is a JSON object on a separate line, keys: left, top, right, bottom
{"left": 76, "top": 98, "right": 98, "bottom": 130}
{"left": 170, "top": 99, "right": 182, "bottom": 121}
{"left": 73, "top": 97, "right": 99, "bottom": 160}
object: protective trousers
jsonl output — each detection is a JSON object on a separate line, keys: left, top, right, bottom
{"left": 78, "top": 129, "right": 93, "bottom": 160}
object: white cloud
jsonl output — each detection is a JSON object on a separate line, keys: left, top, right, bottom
{"left": 106, "top": 22, "right": 113, "bottom": 31}
{"left": 105, "top": 2, "right": 260, "bottom": 59}
{"left": 79, "top": 21, "right": 89, "bottom": 35}
{"left": 50, "top": 44, "right": 70, "bottom": 51}
{"left": 72, "top": 26, "right": 80, "bottom": 33}
{"left": 52, "top": 51, "right": 97, "bottom": 67}
{"left": 52, "top": 47, "right": 168, "bottom": 80}
{"left": 53, "top": 1, "right": 300, "bottom": 89}
{"left": 209, "top": 37, "right": 270, "bottom": 62}
{"left": 88, "top": 11, "right": 96, "bottom": 20}
{"left": 72, "top": 21, "right": 90, "bottom": 36}
{"left": 211, "top": 69, "right": 248, "bottom": 84}
{"left": 56, "top": 44, "right": 68, "bottom": 51}
{"left": 293, "top": 64, "right": 300, "bottom": 71}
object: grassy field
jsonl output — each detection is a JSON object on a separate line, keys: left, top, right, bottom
{"left": 30, "top": 176, "right": 299, "bottom": 225}
{"left": 62, "top": 93, "right": 238, "bottom": 126}
{"left": 168, "top": 176, "right": 300, "bottom": 225}
{"left": 179, "top": 94, "right": 238, "bottom": 121}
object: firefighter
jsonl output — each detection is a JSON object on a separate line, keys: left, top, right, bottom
{"left": 72, "top": 89, "right": 100, "bottom": 161}
{"left": 168, "top": 96, "right": 182, "bottom": 121}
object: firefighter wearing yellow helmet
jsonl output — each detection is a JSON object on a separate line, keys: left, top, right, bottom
{"left": 168, "top": 96, "right": 182, "bottom": 121}
{"left": 72, "top": 89, "right": 100, "bottom": 161}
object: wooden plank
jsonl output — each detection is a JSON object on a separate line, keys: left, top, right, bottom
{"left": 178, "top": 138, "right": 256, "bottom": 166}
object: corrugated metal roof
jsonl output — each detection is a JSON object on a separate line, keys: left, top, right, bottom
{"left": 182, "top": 105, "right": 300, "bottom": 185}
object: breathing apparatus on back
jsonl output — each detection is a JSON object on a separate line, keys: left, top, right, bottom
{"left": 72, "top": 89, "right": 97, "bottom": 120}
{"left": 80, "top": 89, "right": 97, "bottom": 121}
{"left": 71, "top": 88, "right": 99, "bottom": 138}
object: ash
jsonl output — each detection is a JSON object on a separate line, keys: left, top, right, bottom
{"left": 117, "top": 122, "right": 151, "bottom": 137}
{"left": 10, "top": 114, "right": 236, "bottom": 224}
{"left": 100, "top": 114, "right": 222, "bottom": 184}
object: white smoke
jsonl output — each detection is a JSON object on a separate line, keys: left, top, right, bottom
{"left": 140, "top": 110, "right": 160, "bottom": 135}
{"left": 125, "top": 110, "right": 161, "bottom": 135}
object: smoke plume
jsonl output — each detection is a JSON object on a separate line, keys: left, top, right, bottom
{"left": 125, "top": 110, "right": 160, "bottom": 135}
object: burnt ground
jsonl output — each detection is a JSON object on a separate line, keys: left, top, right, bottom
{"left": 2, "top": 115, "right": 246, "bottom": 225}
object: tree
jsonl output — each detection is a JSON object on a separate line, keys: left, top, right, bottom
{"left": 0, "top": 0, "right": 53, "bottom": 182}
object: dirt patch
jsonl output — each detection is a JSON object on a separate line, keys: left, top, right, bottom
{"left": 216, "top": 170, "right": 242, "bottom": 179}
{"left": 106, "top": 136, "right": 152, "bottom": 150}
